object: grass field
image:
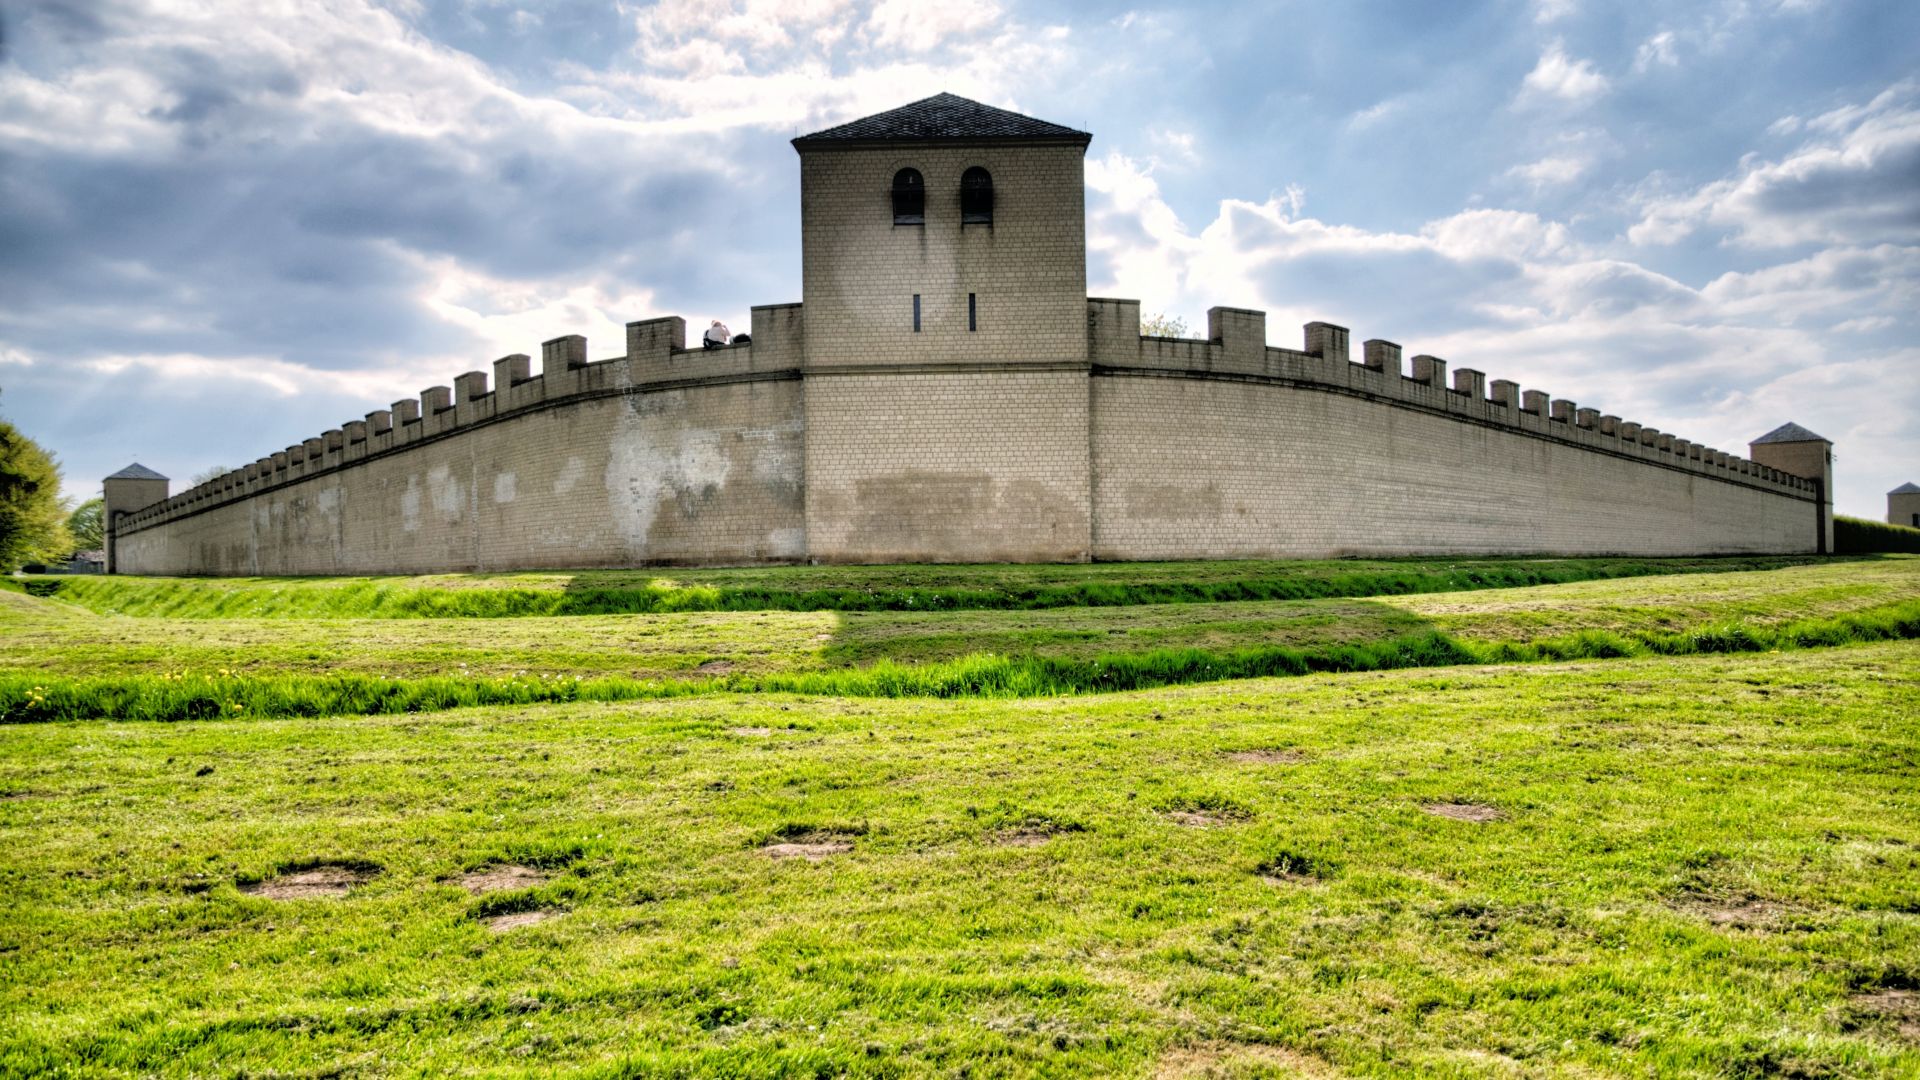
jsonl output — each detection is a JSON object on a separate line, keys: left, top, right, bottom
{"left": 2, "top": 557, "right": 1917, "bottom": 1076}
{"left": 24, "top": 554, "right": 1833, "bottom": 619}
{"left": 4, "top": 557, "right": 1917, "bottom": 721}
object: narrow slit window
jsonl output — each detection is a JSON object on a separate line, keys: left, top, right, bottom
{"left": 912, "top": 294, "right": 921, "bottom": 332}
{"left": 960, "top": 166, "right": 993, "bottom": 224}
{"left": 968, "top": 293, "right": 976, "bottom": 332}
{"left": 892, "top": 168, "right": 925, "bottom": 225}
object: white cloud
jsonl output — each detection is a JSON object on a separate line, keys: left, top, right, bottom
{"left": 1533, "top": 0, "right": 1578, "bottom": 23}
{"left": 1146, "top": 126, "right": 1197, "bottom": 166}
{"left": 587, "top": 0, "right": 1071, "bottom": 135}
{"left": 78, "top": 352, "right": 426, "bottom": 402}
{"left": 1506, "top": 154, "right": 1589, "bottom": 188}
{"left": 865, "top": 0, "right": 1004, "bottom": 53}
{"left": 1631, "top": 81, "right": 1920, "bottom": 247}
{"left": 1519, "top": 41, "right": 1609, "bottom": 105}
{"left": 0, "top": 346, "right": 35, "bottom": 367}
{"left": 1347, "top": 96, "right": 1405, "bottom": 131}
{"left": 414, "top": 256, "right": 667, "bottom": 370}
{"left": 1632, "top": 30, "right": 1678, "bottom": 73}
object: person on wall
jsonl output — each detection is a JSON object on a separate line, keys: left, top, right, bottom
{"left": 703, "top": 320, "right": 730, "bottom": 349}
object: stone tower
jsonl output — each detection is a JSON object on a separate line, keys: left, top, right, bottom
{"left": 102, "top": 463, "right": 169, "bottom": 573}
{"left": 1889, "top": 482, "right": 1920, "bottom": 528}
{"left": 1749, "top": 423, "right": 1833, "bottom": 553}
{"left": 791, "top": 93, "right": 1095, "bottom": 562}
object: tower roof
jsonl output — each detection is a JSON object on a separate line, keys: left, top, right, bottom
{"left": 1750, "top": 422, "right": 1829, "bottom": 445}
{"left": 792, "top": 93, "right": 1091, "bottom": 149}
{"left": 105, "top": 462, "right": 168, "bottom": 481}
{"left": 1892, "top": 482, "right": 1920, "bottom": 495}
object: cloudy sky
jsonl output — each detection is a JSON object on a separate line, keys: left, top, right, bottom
{"left": 2, "top": 0, "right": 1915, "bottom": 518}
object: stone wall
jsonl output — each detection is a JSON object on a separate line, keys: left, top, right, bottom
{"left": 1087, "top": 300, "right": 1820, "bottom": 558}
{"left": 112, "top": 311, "right": 807, "bottom": 574}
{"left": 112, "top": 298, "right": 1824, "bottom": 574}
{"left": 803, "top": 369, "right": 1090, "bottom": 563}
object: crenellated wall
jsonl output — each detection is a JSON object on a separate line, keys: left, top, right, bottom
{"left": 111, "top": 297, "right": 1823, "bottom": 573}
{"left": 1085, "top": 299, "right": 1819, "bottom": 559}
{"left": 112, "top": 305, "right": 808, "bottom": 574}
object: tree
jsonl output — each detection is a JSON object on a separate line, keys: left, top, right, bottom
{"left": 67, "top": 497, "right": 104, "bottom": 551}
{"left": 0, "top": 420, "right": 68, "bottom": 571}
{"left": 1141, "top": 312, "right": 1189, "bottom": 338}
{"left": 191, "top": 466, "right": 234, "bottom": 486}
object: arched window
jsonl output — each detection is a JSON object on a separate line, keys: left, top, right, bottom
{"left": 960, "top": 166, "right": 993, "bottom": 224}
{"left": 891, "top": 168, "right": 925, "bottom": 225}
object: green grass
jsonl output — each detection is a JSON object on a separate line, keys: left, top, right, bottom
{"left": 5, "top": 554, "right": 1916, "bottom": 1075}
{"left": 5, "top": 557, "right": 1917, "bottom": 722}
{"left": 2, "top": 644, "right": 1915, "bottom": 1076}
{"left": 6, "top": 599, "right": 1918, "bottom": 723}
{"left": 1838, "top": 515, "right": 1920, "bottom": 554}
{"left": 26, "top": 554, "right": 1838, "bottom": 618}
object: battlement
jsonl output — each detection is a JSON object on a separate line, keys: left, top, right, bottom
{"left": 1084, "top": 299, "right": 1814, "bottom": 500}
{"left": 118, "top": 303, "right": 807, "bottom": 532}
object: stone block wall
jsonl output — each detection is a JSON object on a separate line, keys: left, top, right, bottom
{"left": 112, "top": 320, "right": 807, "bottom": 574}
{"left": 112, "top": 297, "right": 1825, "bottom": 573}
{"left": 803, "top": 369, "right": 1091, "bottom": 563}
{"left": 797, "top": 143, "right": 1087, "bottom": 369}
{"left": 1086, "top": 299, "right": 1820, "bottom": 558}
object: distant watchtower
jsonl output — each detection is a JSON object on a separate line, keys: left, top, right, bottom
{"left": 1749, "top": 423, "right": 1833, "bottom": 554}
{"left": 102, "top": 463, "right": 169, "bottom": 574}
{"left": 1890, "top": 482, "right": 1920, "bottom": 528}
{"left": 790, "top": 94, "right": 1097, "bottom": 563}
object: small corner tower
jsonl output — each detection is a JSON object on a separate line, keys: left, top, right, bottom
{"left": 789, "top": 94, "right": 1096, "bottom": 563}
{"left": 102, "top": 463, "right": 169, "bottom": 574}
{"left": 1749, "top": 423, "right": 1833, "bottom": 554}
{"left": 1889, "top": 482, "right": 1920, "bottom": 528}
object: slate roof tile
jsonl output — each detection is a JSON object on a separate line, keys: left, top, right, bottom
{"left": 1751, "top": 422, "right": 1830, "bottom": 444}
{"left": 794, "top": 93, "right": 1089, "bottom": 146}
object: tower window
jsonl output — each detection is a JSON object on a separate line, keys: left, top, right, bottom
{"left": 968, "top": 293, "right": 977, "bottom": 331}
{"left": 892, "top": 168, "right": 925, "bottom": 225}
{"left": 960, "top": 166, "right": 993, "bottom": 224}
{"left": 912, "top": 294, "right": 921, "bottom": 332}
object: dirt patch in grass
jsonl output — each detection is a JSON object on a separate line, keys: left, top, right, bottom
{"left": 1423, "top": 802, "right": 1503, "bottom": 823}
{"left": 996, "top": 829, "right": 1057, "bottom": 846}
{"left": 1848, "top": 989, "right": 1920, "bottom": 1042}
{"left": 241, "top": 864, "right": 376, "bottom": 899}
{"left": 1165, "top": 809, "right": 1245, "bottom": 828}
{"left": 695, "top": 660, "right": 736, "bottom": 675}
{"left": 994, "top": 819, "right": 1084, "bottom": 846}
{"left": 1154, "top": 1040, "right": 1336, "bottom": 1077}
{"left": 483, "top": 909, "right": 561, "bottom": 933}
{"left": 1226, "top": 749, "right": 1306, "bottom": 764}
{"left": 456, "top": 864, "right": 548, "bottom": 894}
{"left": 761, "top": 831, "right": 855, "bottom": 860}
{"left": 1671, "top": 891, "right": 1793, "bottom": 929}
{"left": 727, "top": 726, "right": 774, "bottom": 737}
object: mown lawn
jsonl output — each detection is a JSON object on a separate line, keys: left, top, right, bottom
{"left": 28, "top": 554, "right": 1836, "bottom": 619}
{"left": 1, "top": 644, "right": 1916, "bottom": 1076}
{"left": 4, "top": 557, "right": 1916, "bottom": 684}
